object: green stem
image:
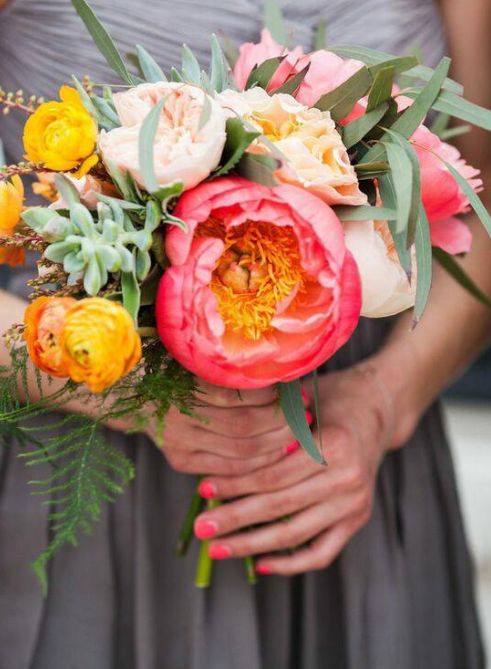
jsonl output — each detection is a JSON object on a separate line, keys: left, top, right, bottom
{"left": 194, "top": 499, "right": 220, "bottom": 589}
{"left": 175, "top": 477, "right": 205, "bottom": 557}
{"left": 244, "top": 556, "right": 257, "bottom": 585}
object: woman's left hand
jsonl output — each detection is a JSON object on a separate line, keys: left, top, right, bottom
{"left": 193, "top": 364, "right": 397, "bottom": 575}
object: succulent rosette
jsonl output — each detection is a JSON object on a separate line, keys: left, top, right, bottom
{"left": 156, "top": 177, "right": 361, "bottom": 388}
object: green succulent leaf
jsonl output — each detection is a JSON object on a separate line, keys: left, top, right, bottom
{"left": 84, "top": 254, "right": 102, "bottom": 295}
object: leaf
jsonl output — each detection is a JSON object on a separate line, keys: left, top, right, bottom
{"left": 413, "top": 208, "right": 432, "bottom": 324}
{"left": 71, "top": 76, "right": 106, "bottom": 126}
{"left": 279, "top": 381, "right": 325, "bottom": 465}
{"left": 138, "top": 97, "right": 166, "bottom": 194}
{"left": 366, "top": 66, "right": 394, "bottom": 112}
{"left": 213, "top": 117, "right": 260, "bottom": 178}
{"left": 430, "top": 111, "right": 450, "bottom": 137}
{"left": 407, "top": 89, "right": 491, "bottom": 132}
{"left": 220, "top": 34, "right": 239, "bottom": 68}
{"left": 54, "top": 174, "right": 81, "bottom": 207}
{"left": 121, "top": 269, "right": 140, "bottom": 323}
{"left": 333, "top": 205, "right": 397, "bottom": 221}
{"left": 329, "top": 44, "right": 463, "bottom": 94}
{"left": 71, "top": 0, "right": 136, "bottom": 85}
{"left": 105, "top": 161, "right": 140, "bottom": 202}
{"left": 264, "top": 0, "right": 287, "bottom": 45}
{"left": 433, "top": 247, "right": 491, "bottom": 309}
{"left": 383, "top": 141, "right": 413, "bottom": 236}
{"left": 95, "top": 194, "right": 145, "bottom": 211}
{"left": 362, "top": 57, "right": 450, "bottom": 163}
{"left": 198, "top": 92, "right": 212, "bottom": 131}
{"left": 245, "top": 56, "right": 284, "bottom": 90}
{"left": 379, "top": 173, "right": 412, "bottom": 275}
{"left": 439, "top": 125, "right": 471, "bottom": 141}
{"left": 315, "top": 66, "right": 373, "bottom": 122}
{"left": 313, "top": 18, "right": 326, "bottom": 51}
{"left": 91, "top": 95, "right": 120, "bottom": 128}
{"left": 209, "top": 34, "right": 230, "bottom": 93}
{"left": 136, "top": 44, "right": 166, "bottom": 83}
{"left": 342, "top": 103, "right": 388, "bottom": 149}
{"left": 442, "top": 161, "right": 491, "bottom": 235}
{"left": 170, "top": 67, "right": 184, "bottom": 82}
{"left": 368, "top": 56, "right": 418, "bottom": 79}
{"left": 153, "top": 181, "right": 184, "bottom": 208}
{"left": 235, "top": 153, "right": 278, "bottom": 187}
{"left": 270, "top": 64, "right": 310, "bottom": 96}
{"left": 354, "top": 160, "right": 390, "bottom": 180}
{"left": 181, "top": 44, "right": 202, "bottom": 83}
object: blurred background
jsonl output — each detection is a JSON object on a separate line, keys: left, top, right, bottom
{"left": 445, "top": 358, "right": 491, "bottom": 665}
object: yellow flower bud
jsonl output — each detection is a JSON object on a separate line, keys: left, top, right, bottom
{"left": 0, "top": 175, "right": 24, "bottom": 232}
{"left": 23, "top": 86, "right": 98, "bottom": 177}
{"left": 60, "top": 297, "right": 141, "bottom": 393}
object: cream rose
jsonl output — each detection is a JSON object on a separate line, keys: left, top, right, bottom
{"left": 344, "top": 220, "right": 416, "bottom": 318}
{"left": 218, "top": 87, "right": 366, "bottom": 206}
{"left": 98, "top": 82, "right": 227, "bottom": 192}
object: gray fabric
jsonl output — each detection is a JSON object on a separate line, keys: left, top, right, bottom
{"left": 0, "top": 1, "right": 484, "bottom": 668}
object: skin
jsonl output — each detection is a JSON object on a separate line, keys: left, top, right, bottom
{"left": 1, "top": 0, "right": 491, "bottom": 576}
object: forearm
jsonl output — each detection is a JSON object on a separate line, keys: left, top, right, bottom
{"left": 369, "top": 214, "right": 491, "bottom": 446}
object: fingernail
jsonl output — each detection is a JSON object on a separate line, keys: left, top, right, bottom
{"left": 256, "top": 564, "right": 272, "bottom": 575}
{"left": 194, "top": 519, "right": 218, "bottom": 539}
{"left": 301, "top": 388, "right": 309, "bottom": 404}
{"left": 283, "top": 440, "right": 300, "bottom": 456}
{"left": 198, "top": 480, "right": 217, "bottom": 499}
{"left": 305, "top": 410, "right": 313, "bottom": 425}
{"left": 209, "top": 544, "right": 232, "bottom": 560}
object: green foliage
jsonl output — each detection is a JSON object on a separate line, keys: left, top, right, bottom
{"left": 263, "top": 0, "right": 287, "bottom": 46}
{"left": 279, "top": 380, "right": 325, "bottom": 465}
{"left": 136, "top": 45, "right": 166, "bottom": 83}
{"left": 433, "top": 247, "right": 491, "bottom": 309}
{"left": 315, "top": 66, "right": 373, "bottom": 121}
{"left": 213, "top": 118, "right": 260, "bottom": 178}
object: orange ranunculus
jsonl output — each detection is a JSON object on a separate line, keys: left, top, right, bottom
{"left": 23, "top": 85, "right": 98, "bottom": 177}
{"left": 0, "top": 175, "right": 26, "bottom": 266}
{"left": 60, "top": 297, "right": 141, "bottom": 393}
{"left": 24, "top": 296, "right": 77, "bottom": 377}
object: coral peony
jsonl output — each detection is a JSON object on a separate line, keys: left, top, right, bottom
{"left": 23, "top": 86, "right": 98, "bottom": 177}
{"left": 412, "top": 125, "right": 482, "bottom": 254}
{"left": 60, "top": 298, "right": 142, "bottom": 393}
{"left": 156, "top": 177, "right": 361, "bottom": 389}
{"left": 344, "top": 220, "right": 416, "bottom": 318}
{"left": 24, "top": 296, "right": 77, "bottom": 377}
{"left": 98, "top": 82, "right": 227, "bottom": 192}
{"left": 218, "top": 87, "right": 366, "bottom": 206}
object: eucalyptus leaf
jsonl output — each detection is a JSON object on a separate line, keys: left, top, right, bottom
{"left": 379, "top": 173, "right": 412, "bottom": 276}
{"left": 383, "top": 141, "right": 413, "bottom": 236}
{"left": 91, "top": 95, "right": 120, "bottom": 128}
{"left": 181, "top": 44, "right": 202, "bottom": 83}
{"left": 313, "top": 18, "right": 326, "bottom": 51}
{"left": 342, "top": 103, "right": 388, "bottom": 149}
{"left": 439, "top": 125, "right": 471, "bottom": 141}
{"left": 136, "top": 44, "right": 166, "bottom": 83}
{"left": 333, "top": 205, "right": 397, "bottom": 221}
{"left": 366, "top": 67, "right": 394, "bottom": 112}
{"left": 245, "top": 56, "right": 284, "bottom": 90}
{"left": 121, "top": 269, "right": 140, "bottom": 323}
{"left": 138, "top": 97, "right": 166, "bottom": 194}
{"left": 368, "top": 56, "right": 417, "bottom": 79}
{"left": 209, "top": 34, "right": 230, "bottom": 92}
{"left": 220, "top": 34, "right": 239, "bottom": 69}
{"left": 442, "top": 160, "right": 491, "bottom": 236}
{"left": 71, "top": 76, "right": 106, "bottom": 126}
{"left": 315, "top": 66, "right": 373, "bottom": 121}
{"left": 71, "top": 0, "right": 136, "bottom": 85}
{"left": 433, "top": 247, "right": 491, "bottom": 309}
{"left": 54, "top": 174, "right": 81, "bottom": 208}
{"left": 406, "top": 89, "right": 491, "bottom": 132}
{"left": 279, "top": 381, "right": 325, "bottom": 465}
{"left": 214, "top": 117, "right": 260, "bottom": 178}
{"left": 270, "top": 65, "right": 310, "bottom": 96}
{"left": 264, "top": 0, "right": 287, "bottom": 46}
{"left": 413, "top": 208, "right": 432, "bottom": 324}
{"left": 430, "top": 111, "right": 450, "bottom": 137}
{"left": 235, "top": 153, "right": 278, "bottom": 187}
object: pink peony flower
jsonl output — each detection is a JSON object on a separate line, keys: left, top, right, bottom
{"left": 234, "top": 31, "right": 364, "bottom": 113}
{"left": 156, "top": 177, "right": 361, "bottom": 389}
{"left": 412, "top": 125, "right": 482, "bottom": 254}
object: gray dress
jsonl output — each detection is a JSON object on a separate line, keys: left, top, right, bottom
{"left": 0, "top": 1, "right": 484, "bottom": 668}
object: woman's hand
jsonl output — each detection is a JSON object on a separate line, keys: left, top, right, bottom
{"left": 193, "top": 364, "right": 396, "bottom": 575}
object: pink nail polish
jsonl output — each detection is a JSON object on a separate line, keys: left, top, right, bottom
{"left": 194, "top": 519, "right": 218, "bottom": 539}
{"left": 209, "top": 544, "right": 232, "bottom": 560}
{"left": 198, "top": 481, "right": 217, "bottom": 499}
{"left": 284, "top": 440, "right": 300, "bottom": 456}
{"left": 301, "top": 388, "right": 309, "bottom": 404}
{"left": 305, "top": 410, "right": 313, "bottom": 425}
{"left": 256, "top": 564, "right": 272, "bottom": 575}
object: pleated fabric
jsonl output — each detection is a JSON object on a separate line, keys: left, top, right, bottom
{"left": 0, "top": 1, "right": 484, "bottom": 667}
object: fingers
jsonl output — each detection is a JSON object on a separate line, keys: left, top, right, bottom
{"left": 198, "top": 382, "right": 278, "bottom": 408}
{"left": 206, "top": 497, "right": 356, "bottom": 559}
{"left": 194, "top": 471, "right": 338, "bottom": 538}
{"left": 163, "top": 445, "right": 285, "bottom": 476}
{"left": 198, "top": 445, "right": 322, "bottom": 500}
{"left": 255, "top": 516, "right": 363, "bottom": 576}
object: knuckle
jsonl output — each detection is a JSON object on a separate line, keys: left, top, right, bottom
{"left": 166, "top": 451, "right": 188, "bottom": 473}
{"left": 341, "top": 463, "right": 367, "bottom": 491}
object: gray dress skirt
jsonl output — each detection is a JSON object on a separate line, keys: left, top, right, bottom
{"left": 0, "top": 1, "right": 485, "bottom": 667}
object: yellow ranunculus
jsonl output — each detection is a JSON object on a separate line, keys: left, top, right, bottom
{"left": 60, "top": 297, "right": 141, "bottom": 393}
{"left": 23, "top": 86, "right": 99, "bottom": 177}
{"left": 0, "top": 175, "right": 24, "bottom": 232}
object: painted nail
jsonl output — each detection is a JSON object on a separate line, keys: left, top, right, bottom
{"left": 198, "top": 480, "right": 217, "bottom": 499}
{"left": 209, "top": 544, "right": 232, "bottom": 560}
{"left": 301, "top": 388, "right": 309, "bottom": 404}
{"left": 305, "top": 410, "right": 313, "bottom": 425}
{"left": 283, "top": 440, "right": 300, "bottom": 456}
{"left": 255, "top": 564, "right": 272, "bottom": 575}
{"left": 194, "top": 519, "right": 218, "bottom": 540}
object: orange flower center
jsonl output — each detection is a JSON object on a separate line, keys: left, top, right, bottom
{"left": 196, "top": 218, "right": 309, "bottom": 340}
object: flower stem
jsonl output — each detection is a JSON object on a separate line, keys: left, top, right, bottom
{"left": 244, "top": 556, "right": 257, "bottom": 585}
{"left": 194, "top": 499, "right": 220, "bottom": 588}
{"left": 175, "top": 477, "right": 205, "bottom": 557}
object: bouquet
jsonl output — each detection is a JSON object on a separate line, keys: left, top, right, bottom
{"left": 1, "top": 0, "right": 491, "bottom": 591}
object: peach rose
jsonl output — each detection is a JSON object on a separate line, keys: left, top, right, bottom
{"left": 98, "top": 82, "right": 227, "bottom": 192}
{"left": 50, "top": 174, "right": 119, "bottom": 210}
{"left": 218, "top": 88, "right": 366, "bottom": 206}
{"left": 344, "top": 220, "right": 416, "bottom": 318}
{"left": 155, "top": 177, "right": 361, "bottom": 389}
